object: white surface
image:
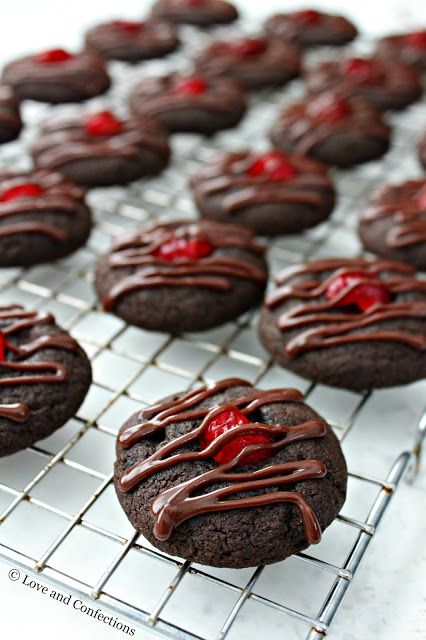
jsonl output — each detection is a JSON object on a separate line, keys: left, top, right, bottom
{"left": 0, "top": 2, "right": 425, "bottom": 640}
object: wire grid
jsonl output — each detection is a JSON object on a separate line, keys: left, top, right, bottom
{"left": 0, "top": 21, "right": 425, "bottom": 640}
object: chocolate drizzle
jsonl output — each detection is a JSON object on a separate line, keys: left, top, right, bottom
{"left": 265, "top": 258, "right": 426, "bottom": 356}
{"left": 0, "top": 170, "right": 87, "bottom": 242}
{"left": 118, "top": 377, "right": 328, "bottom": 544}
{"left": 191, "top": 151, "right": 334, "bottom": 214}
{"left": 0, "top": 305, "right": 80, "bottom": 423}
{"left": 0, "top": 86, "right": 21, "bottom": 143}
{"left": 102, "top": 221, "right": 267, "bottom": 311}
{"left": 361, "top": 180, "right": 426, "bottom": 248}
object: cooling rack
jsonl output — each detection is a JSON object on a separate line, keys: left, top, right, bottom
{"left": 0, "top": 20, "right": 425, "bottom": 640}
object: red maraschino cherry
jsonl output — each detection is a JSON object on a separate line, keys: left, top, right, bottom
{"left": 202, "top": 407, "right": 270, "bottom": 465}
{"left": 406, "top": 30, "right": 426, "bottom": 50}
{"left": 231, "top": 38, "right": 268, "bottom": 58}
{"left": 326, "top": 271, "right": 390, "bottom": 311}
{"left": 308, "top": 94, "right": 352, "bottom": 122}
{"left": 154, "top": 236, "right": 213, "bottom": 262}
{"left": 293, "top": 9, "right": 322, "bottom": 24}
{"left": 113, "top": 20, "right": 143, "bottom": 34}
{"left": 0, "top": 330, "right": 6, "bottom": 361}
{"left": 34, "top": 48, "right": 74, "bottom": 64}
{"left": 84, "top": 111, "right": 123, "bottom": 137}
{"left": 343, "top": 57, "right": 383, "bottom": 84}
{"left": 248, "top": 151, "right": 297, "bottom": 181}
{"left": 0, "top": 183, "right": 44, "bottom": 202}
{"left": 173, "top": 76, "right": 208, "bottom": 96}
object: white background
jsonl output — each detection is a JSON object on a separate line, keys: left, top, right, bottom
{"left": 0, "top": 1, "right": 425, "bottom": 640}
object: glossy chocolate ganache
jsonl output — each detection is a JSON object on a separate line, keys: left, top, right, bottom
{"left": 0, "top": 305, "right": 80, "bottom": 423}
{"left": 117, "top": 377, "right": 329, "bottom": 543}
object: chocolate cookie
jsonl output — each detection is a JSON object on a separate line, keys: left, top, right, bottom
{"left": 0, "top": 170, "right": 92, "bottom": 267}
{"left": 1, "top": 48, "right": 110, "bottom": 104}
{"left": 191, "top": 150, "right": 335, "bottom": 235}
{"left": 376, "top": 30, "right": 426, "bottom": 72}
{"left": 419, "top": 130, "right": 426, "bottom": 171}
{"left": 84, "top": 18, "right": 179, "bottom": 63}
{"left": 32, "top": 110, "right": 170, "bottom": 188}
{"left": 359, "top": 179, "right": 426, "bottom": 271}
{"left": 95, "top": 220, "right": 268, "bottom": 333}
{"left": 114, "top": 377, "right": 347, "bottom": 568}
{"left": 304, "top": 56, "right": 422, "bottom": 111}
{"left": 264, "top": 9, "right": 358, "bottom": 48}
{"left": 270, "top": 92, "right": 390, "bottom": 168}
{"left": 259, "top": 258, "right": 426, "bottom": 391}
{"left": 194, "top": 36, "right": 301, "bottom": 90}
{"left": 0, "top": 86, "right": 22, "bottom": 145}
{"left": 0, "top": 305, "right": 92, "bottom": 457}
{"left": 151, "top": 0, "right": 238, "bottom": 27}
{"left": 129, "top": 73, "right": 246, "bottom": 135}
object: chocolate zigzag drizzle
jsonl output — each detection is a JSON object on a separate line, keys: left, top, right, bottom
{"left": 118, "top": 377, "right": 327, "bottom": 543}
{"left": 265, "top": 258, "right": 426, "bottom": 356}
{"left": 0, "top": 170, "right": 87, "bottom": 242}
{"left": 361, "top": 180, "right": 426, "bottom": 248}
{"left": 192, "top": 151, "right": 333, "bottom": 214}
{"left": 0, "top": 305, "right": 80, "bottom": 423}
{"left": 102, "top": 221, "right": 267, "bottom": 311}
{"left": 86, "top": 20, "right": 178, "bottom": 58}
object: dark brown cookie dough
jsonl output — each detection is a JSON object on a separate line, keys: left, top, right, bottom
{"left": 359, "top": 179, "right": 426, "bottom": 271}
{"left": 0, "top": 305, "right": 92, "bottom": 457}
{"left": 0, "top": 169, "right": 92, "bottom": 267}
{"left": 194, "top": 36, "right": 301, "bottom": 90}
{"left": 264, "top": 9, "right": 357, "bottom": 48}
{"left": 1, "top": 48, "right": 110, "bottom": 104}
{"left": 129, "top": 73, "right": 247, "bottom": 134}
{"left": 95, "top": 220, "right": 268, "bottom": 333}
{"left": 0, "top": 86, "right": 22, "bottom": 145}
{"left": 259, "top": 258, "right": 426, "bottom": 391}
{"left": 84, "top": 18, "right": 179, "bottom": 63}
{"left": 419, "top": 130, "right": 426, "bottom": 171}
{"left": 151, "top": 0, "right": 238, "bottom": 27}
{"left": 270, "top": 92, "right": 390, "bottom": 168}
{"left": 32, "top": 110, "right": 170, "bottom": 188}
{"left": 304, "top": 56, "right": 423, "bottom": 111}
{"left": 191, "top": 150, "right": 335, "bottom": 235}
{"left": 114, "top": 377, "right": 347, "bottom": 568}
{"left": 376, "top": 30, "right": 426, "bottom": 72}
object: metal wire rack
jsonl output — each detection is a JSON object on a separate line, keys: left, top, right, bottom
{"left": 0, "top": 20, "right": 425, "bottom": 640}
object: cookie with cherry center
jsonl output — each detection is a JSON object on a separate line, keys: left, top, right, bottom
{"left": 190, "top": 150, "right": 336, "bottom": 235}
{"left": 359, "top": 179, "right": 426, "bottom": 271}
{"left": 1, "top": 48, "right": 110, "bottom": 104}
{"left": 95, "top": 219, "right": 268, "bottom": 333}
{"left": 129, "top": 73, "right": 247, "bottom": 135}
{"left": 304, "top": 55, "right": 422, "bottom": 111}
{"left": 114, "top": 376, "right": 347, "bottom": 568}
{"left": 194, "top": 35, "right": 301, "bottom": 90}
{"left": 0, "top": 305, "right": 92, "bottom": 457}
{"left": 0, "top": 169, "right": 92, "bottom": 267}
{"left": 270, "top": 92, "right": 391, "bottom": 168}
{"left": 259, "top": 257, "right": 426, "bottom": 391}
{"left": 264, "top": 9, "right": 358, "bottom": 48}
{"left": 419, "top": 130, "right": 426, "bottom": 171}
{"left": 32, "top": 110, "right": 170, "bottom": 188}
{"left": 150, "top": 0, "right": 238, "bottom": 27}
{"left": 84, "top": 18, "right": 180, "bottom": 63}
{"left": 0, "top": 86, "right": 22, "bottom": 145}
{"left": 376, "top": 29, "right": 426, "bottom": 72}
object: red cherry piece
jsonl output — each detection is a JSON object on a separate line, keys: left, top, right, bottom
{"left": 0, "top": 183, "right": 44, "bottom": 203}
{"left": 0, "top": 330, "right": 6, "bottom": 361}
{"left": 326, "top": 271, "right": 390, "bottom": 311}
{"left": 84, "top": 111, "right": 123, "bottom": 137}
{"left": 202, "top": 407, "right": 270, "bottom": 465}
{"left": 113, "top": 20, "right": 143, "bottom": 34}
{"left": 416, "top": 187, "right": 426, "bottom": 209}
{"left": 231, "top": 38, "right": 268, "bottom": 58}
{"left": 406, "top": 30, "right": 426, "bottom": 50}
{"left": 154, "top": 237, "right": 214, "bottom": 262}
{"left": 34, "top": 48, "right": 74, "bottom": 64}
{"left": 309, "top": 94, "right": 352, "bottom": 122}
{"left": 173, "top": 76, "right": 208, "bottom": 96}
{"left": 343, "top": 58, "right": 383, "bottom": 84}
{"left": 248, "top": 150, "right": 296, "bottom": 181}
{"left": 294, "top": 9, "right": 322, "bottom": 24}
